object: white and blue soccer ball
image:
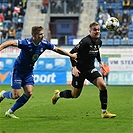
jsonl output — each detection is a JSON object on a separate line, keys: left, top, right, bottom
{"left": 105, "top": 17, "right": 119, "bottom": 31}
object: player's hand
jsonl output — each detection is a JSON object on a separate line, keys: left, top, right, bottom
{"left": 99, "top": 62, "right": 106, "bottom": 73}
{"left": 72, "top": 66, "right": 80, "bottom": 77}
{"left": 70, "top": 53, "right": 77, "bottom": 61}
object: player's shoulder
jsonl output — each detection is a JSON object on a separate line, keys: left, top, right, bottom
{"left": 81, "top": 35, "right": 91, "bottom": 42}
{"left": 17, "top": 38, "right": 31, "bottom": 45}
{"left": 42, "top": 38, "right": 48, "bottom": 44}
{"left": 79, "top": 35, "right": 90, "bottom": 46}
{"left": 41, "top": 39, "right": 51, "bottom": 46}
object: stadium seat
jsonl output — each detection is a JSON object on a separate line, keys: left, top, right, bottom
{"left": 111, "top": 3, "right": 117, "bottom": 9}
{"left": 120, "top": 39, "right": 127, "bottom": 45}
{"left": 117, "top": 9, "right": 123, "bottom": 15}
{"left": 128, "top": 39, "right": 133, "bottom": 46}
{"left": 128, "top": 32, "right": 133, "bottom": 39}
{"left": 114, "top": 38, "right": 120, "bottom": 45}
{"left": 101, "top": 32, "right": 107, "bottom": 39}
{"left": 101, "top": 38, "right": 106, "bottom": 45}
{"left": 130, "top": 10, "right": 133, "bottom": 15}
{"left": 106, "top": 38, "right": 113, "bottom": 46}
{"left": 117, "top": 3, "right": 122, "bottom": 9}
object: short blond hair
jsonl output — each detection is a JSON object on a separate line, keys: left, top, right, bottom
{"left": 31, "top": 26, "right": 44, "bottom": 35}
{"left": 89, "top": 22, "right": 99, "bottom": 28}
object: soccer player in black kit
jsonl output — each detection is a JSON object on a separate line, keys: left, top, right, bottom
{"left": 52, "top": 22, "right": 116, "bottom": 118}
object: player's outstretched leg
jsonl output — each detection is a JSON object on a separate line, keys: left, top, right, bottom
{"left": 51, "top": 90, "right": 60, "bottom": 104}
{"left": 101, "top": 111, "right": 116, "bottom": 118}
{"left": 0, "top": 90, "right": 6, "bottom": 103}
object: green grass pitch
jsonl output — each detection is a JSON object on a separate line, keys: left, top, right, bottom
{"left": 0, "top": 85, "right": 132, "bottom": 133}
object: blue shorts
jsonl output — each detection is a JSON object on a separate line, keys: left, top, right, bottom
{"left": 11, "top": 68, "right": 34, "bottom": 89}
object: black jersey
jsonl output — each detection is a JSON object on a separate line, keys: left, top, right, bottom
{"left": 70, "top": 35, "right": 102, "bottom": 72}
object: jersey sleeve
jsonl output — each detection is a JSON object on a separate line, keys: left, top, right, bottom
{"left": 69, "top": 40, "right": 82, "bottom": 67}
{"left": 70, "top": 46, "right": 78, "bottom": 67}
{"left": 17, "top": 39, "right": 28, "bottom": 49}
{"left": 42, "top": 39, "right": 55, "bottom": 50}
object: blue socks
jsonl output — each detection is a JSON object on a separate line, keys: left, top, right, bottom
{"left": 3, "top": 91, "right": 12, "bottom": 99}
{"left": 3, "top": 91, "right": 30, "bottom": 113}
{"left": 10, "top": 94, "right": 30, "bottom": 112}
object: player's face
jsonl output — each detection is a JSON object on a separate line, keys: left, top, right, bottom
{"left": 89, "top": 25, "right": 101, "bottom": 39}
{"left": 33, "top": 30, "right": 44, "bottom": 44}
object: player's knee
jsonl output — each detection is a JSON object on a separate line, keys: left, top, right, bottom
{"left": 72, "top": 93, "right": 80, "bottom": 98}
{"left": 25, "top": 91, "right": 33, "bottom": 97}
{"left": 12, "top": 94, "right": 20, "bottom": 99}
{"left": 100, "top": 83, "right": 106, "bottom": 90}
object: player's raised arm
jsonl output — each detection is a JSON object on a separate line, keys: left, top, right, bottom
{"left": 53, "top": 46, "right": 77, "bottom": 60}
{"left": 0, "top": 40, "right": 18, "bottom": 51}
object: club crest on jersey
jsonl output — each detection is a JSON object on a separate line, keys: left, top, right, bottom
{"left": 40, "top": 48, "right": 43, "bottom": 52}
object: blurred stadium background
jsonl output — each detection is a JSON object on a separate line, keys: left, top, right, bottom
{"left": 0, "top": 0, "right": 133, "bottom": 85}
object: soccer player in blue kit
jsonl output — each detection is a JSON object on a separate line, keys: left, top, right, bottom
{"left": 0, "top": 26, "right": 77, "bottom": 119}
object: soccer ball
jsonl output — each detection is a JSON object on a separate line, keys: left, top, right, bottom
{"left": 105, "top": 17, "right": 119, "bottom": 31}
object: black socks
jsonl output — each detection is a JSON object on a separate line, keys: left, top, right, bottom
{"left": 100, "top": 89, "right": 108, "bottom": 110}
{"left": 60, "top": 90, "right": 73, "bottom": 98}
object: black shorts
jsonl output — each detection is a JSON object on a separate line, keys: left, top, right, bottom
{"left": 71, "top": 68, "right": 102, "bottom": 88}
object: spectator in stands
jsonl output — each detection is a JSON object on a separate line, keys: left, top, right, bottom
{"left": 50, "top": 0, "right": 56, "bottom": 13}
{"left": 14, "top": 0, "right": 20, "bottom": 6}
{"left": 122, "top": 10, "right": 131, "bottom": 24}
{"left": 74, "top": 0, "right": 83, "bottom": 13}
{"left": 116, "top": 12, "right": 122, "bottom": 25}
{"left": 122, "top": 0, "right": 131, "bottom": 10}
{"left": 41, "top": 0, "right": 48, "bottom": 13}
{"left": 0, "top": 13, "right": 5, "bottom": 22}
{"left": 56, "top": 0, "right": 63, "bottom": 13}
{"left": 18, "top": 2, "right": 26, "bottom": 17}
{"left": 97, "top": 5, "right": 104, "bottom": 18}
{"left": 98, "top": 12, "right": 110, "bottom": 31}
{"left": 67, "top": 0, "right": 74, "bottom": 14}
{"left": 101, "top": 19, "right": 107, "bottom": 31}
{"left": 13, "top": 4, "right": 20, "bottom": 17}
{"left": 5, "top": 10, "right": 13, "bottom": 22}
{"left": 5, "top": 3, "right": 14, "bottom": 15}
{"left": 16, "top": 19, "right": 23, "bottom": 32}
{"left": 130, "top": 0, "right": 133, "bottom": 9}
{"left": 121, "top": 24, "right": 128, "bottom": 42}
{"left": 107, "top": 5, "right": 115, "bottom": 17}
{"left": 8, "top": 26, "right": 16, "bottom": 39}
{"left": 114, "top": 27, "right": 122, "bottom": 39}
{"left": 106, "top": 30, "right": 114, "bottom": 39}
{"left": 100, "top": 62, "right": 110, "bottom": 85}
{"left": 0, "top": 5, "right": 6, "bottom": 16}
{"left": 123, "top": 18, "right": 129, "bottom": 26}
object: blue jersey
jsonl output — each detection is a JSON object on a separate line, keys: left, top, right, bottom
{"left": 13, "top": 38, "right": 54, "bottom": 73}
